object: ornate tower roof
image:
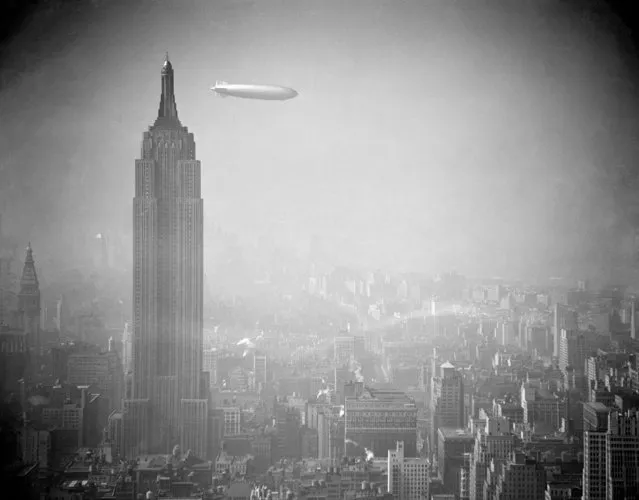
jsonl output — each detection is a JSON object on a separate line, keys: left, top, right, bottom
{"left": 19, "top": 242, "right": 39, "bottom": 293}
{"left": 154, "top": 53, "right": 182, "bottom": 129}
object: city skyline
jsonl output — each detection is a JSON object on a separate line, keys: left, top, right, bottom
{"left": 5, "top": 3, "right": 639, "bottom": 500}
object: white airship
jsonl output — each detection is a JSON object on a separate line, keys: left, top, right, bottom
{"left": 211, "top": 81, "right": 298, "bottom": 101}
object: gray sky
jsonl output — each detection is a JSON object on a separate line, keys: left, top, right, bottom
{"left": 0, "top": 0, "right": 637, "bottom": 279}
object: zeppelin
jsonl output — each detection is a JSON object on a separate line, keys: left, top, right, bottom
{"left": 211, "top": 81, "right": 298, "bottom": 101}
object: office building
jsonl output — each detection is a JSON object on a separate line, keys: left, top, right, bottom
{"left": 431, "top": 362, "right": 464, "bottom": 454}
{"left": 345, "top": 386, "right": 417, "bottom": 458}
{"left": 520, "top": 383, "right": 566, "bottom": 429}
{"left": 469, "top": 417, "right": 517, "bottom": 500}
{"left": 606, "top": 410, "right": 639, "bottom": 500}
{"left": 334, "top": 366, "right": 356, "bottom": 405}
{"left": 20, "top": 427, "right": 51, "bottom": 472}
{"left": 491, "top": 453, "right": 546, "bottom": 500}
{"left": 580, "top": 407, "right": 639, "bottom": 500}
{"left": 334, "top": 335, "right": 355, "bottom": 367}
{"left": 125, "top": 55, "right": 207, "bottom": 454}
{"left": 203, "top": 348, "right": 218, "bottom": 388}
{"left": 583, "top": 403, "right": 609, "bottom": 500}
{"left": 583, "top": 402, "right": 610, "bottom": 432}
{"left": 42, "top": 403, "right": 84, "bottom": 448}
{"left": 67, "top": 351, "right": 123, "bottom": 411}
{"left": 559, "top": 329, "right": 587, "bottom": 375}
{"left": 437, "top": 428, "right": 474, "bottom": 498}
{"left": 387, "top": 441, "right": 430, "bottom": 500}
{"left": 631, "top": 299, "right": 637, "bottom": 340}
{"left": 586, "top": 355, "right": 606, "bottom": 398}
{"left": 317, "top": 410, "right": 331, "bottom": 459}
{"left": 222, "top": 406, "right": 241, "bottom": 436}
{"left": 553, "top": 304, "right": 577, "bottom": 358}
{"left": 253, "top": 352, "right": 267, "bottom": 390}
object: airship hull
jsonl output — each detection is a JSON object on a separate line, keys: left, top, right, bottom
{"left": 211, "top": 83, "right": 298, "bottom": 101}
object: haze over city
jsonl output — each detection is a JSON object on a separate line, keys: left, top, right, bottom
{"left": 1, "top": 0, "right": 639, "bottom": 282}
{"left": 7, "top": 2, "right": 639, "bottom": 500}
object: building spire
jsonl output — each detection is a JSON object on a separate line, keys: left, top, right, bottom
{"left": 20, "top": 242, "right": 38, "bottom": 291}
{"left": 156, "top": 52, "right": 181, "bottom": 126}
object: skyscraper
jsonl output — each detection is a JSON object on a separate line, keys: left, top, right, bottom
{"left": 124, "top": 55, "right": 207, "bottom": 455}
{"left": 253, "top": 351, "right": 267, "bottom": 390}
{"left": 203, "top": 347, "right": 218, "bottom": 388}
{"left": 553, "top": 303, "right": 577, "bottom": 358}
{"left": 430, "top": 361, "right": 464, "bottom": 455}
{"left": 583, "top": 403, "right": 609, "bottom": 500}
{"left": 606, "top": 410, "right": 639, "bottom": 500}
{"left": 334, "top": 334, "right": 355, "bottom": 367}
{"left": 18, "top": 243, "right": 40, "bottom": 357}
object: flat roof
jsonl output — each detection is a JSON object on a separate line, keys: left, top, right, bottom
{"left": 585, "top": 402, "right": 610, "bottom": 413}
{"left": 438, "top": 427, "right": 473, "bottom": 440}
{"left": 365, "top": 387, "right": 414, "bottom": 403}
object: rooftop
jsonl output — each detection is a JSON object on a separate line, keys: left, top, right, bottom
{"left": 216, "top": 452, "right": 254, "bottom": 465}
{"left": 439, "top": 427, "right": 473, "bottom": 440}
{"left": 586, "top": 402, "right": 610, "bottom": 413}
{"left": 536, "top": 388, "right": 557, "bottom": 400}
{"left": 136, "top": 454, "right": 177, "bottom": 470}
{"left": 499, "top": 403, "right": 522, "bottom": 410}
{"left": 350, "top": 387, "right": 414, "bottom": 404}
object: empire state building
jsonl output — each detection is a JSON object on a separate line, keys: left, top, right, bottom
{"left": 123, "top": 55, "right": 208, "bottom": 457}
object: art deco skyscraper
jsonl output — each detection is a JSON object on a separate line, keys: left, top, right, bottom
{"left": 18, "top": 243, "right": 41, "bottom": 356}
{"left": 125, "top": 55, "right": 207, "bottom": 455}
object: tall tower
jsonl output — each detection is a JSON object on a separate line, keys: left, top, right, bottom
{"left": 430, "top": 361, "right": 464, "bottom": 457}
{"left": 631, "top": 298, "right": 636, "bottom": 340}
{"left": 127, "top": 55, "right": 206, "bottom": 455}
{"left": 18, "top": 243, "right": 40, "bottom": 356}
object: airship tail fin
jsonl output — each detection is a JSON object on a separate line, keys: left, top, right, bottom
{"left": 215, "top": 80, "right": 228, "bottom": 86}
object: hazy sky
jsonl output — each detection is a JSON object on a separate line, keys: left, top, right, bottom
{"left": 1, "top": 0, "right": 638, "bottom": 278}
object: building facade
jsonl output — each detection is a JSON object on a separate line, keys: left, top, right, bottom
{"left": 253, "top": 352, "right": 267, "bottom": 390}
{"left": 431, "top": 362, "right": 464, "bottom": 454}
{"left": 491, "top": 453, "right": 545, "bottom": 500}
{"left": 606, "top": 410, "right": 639, "bottom": 500}
{"left": 203, "top": 347, "right": 218, "bottom": 388}
{"left": 387, "top": 441, "right": 429, "bottom": 500}
{"left": 67, "top": 351, "right": 123, "bottom": 411}
{"left": 345, "top": 387, "right": 417, "bottom": 458}
{"left": 125, "top": 55, "right": 207, "bottom": 454}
